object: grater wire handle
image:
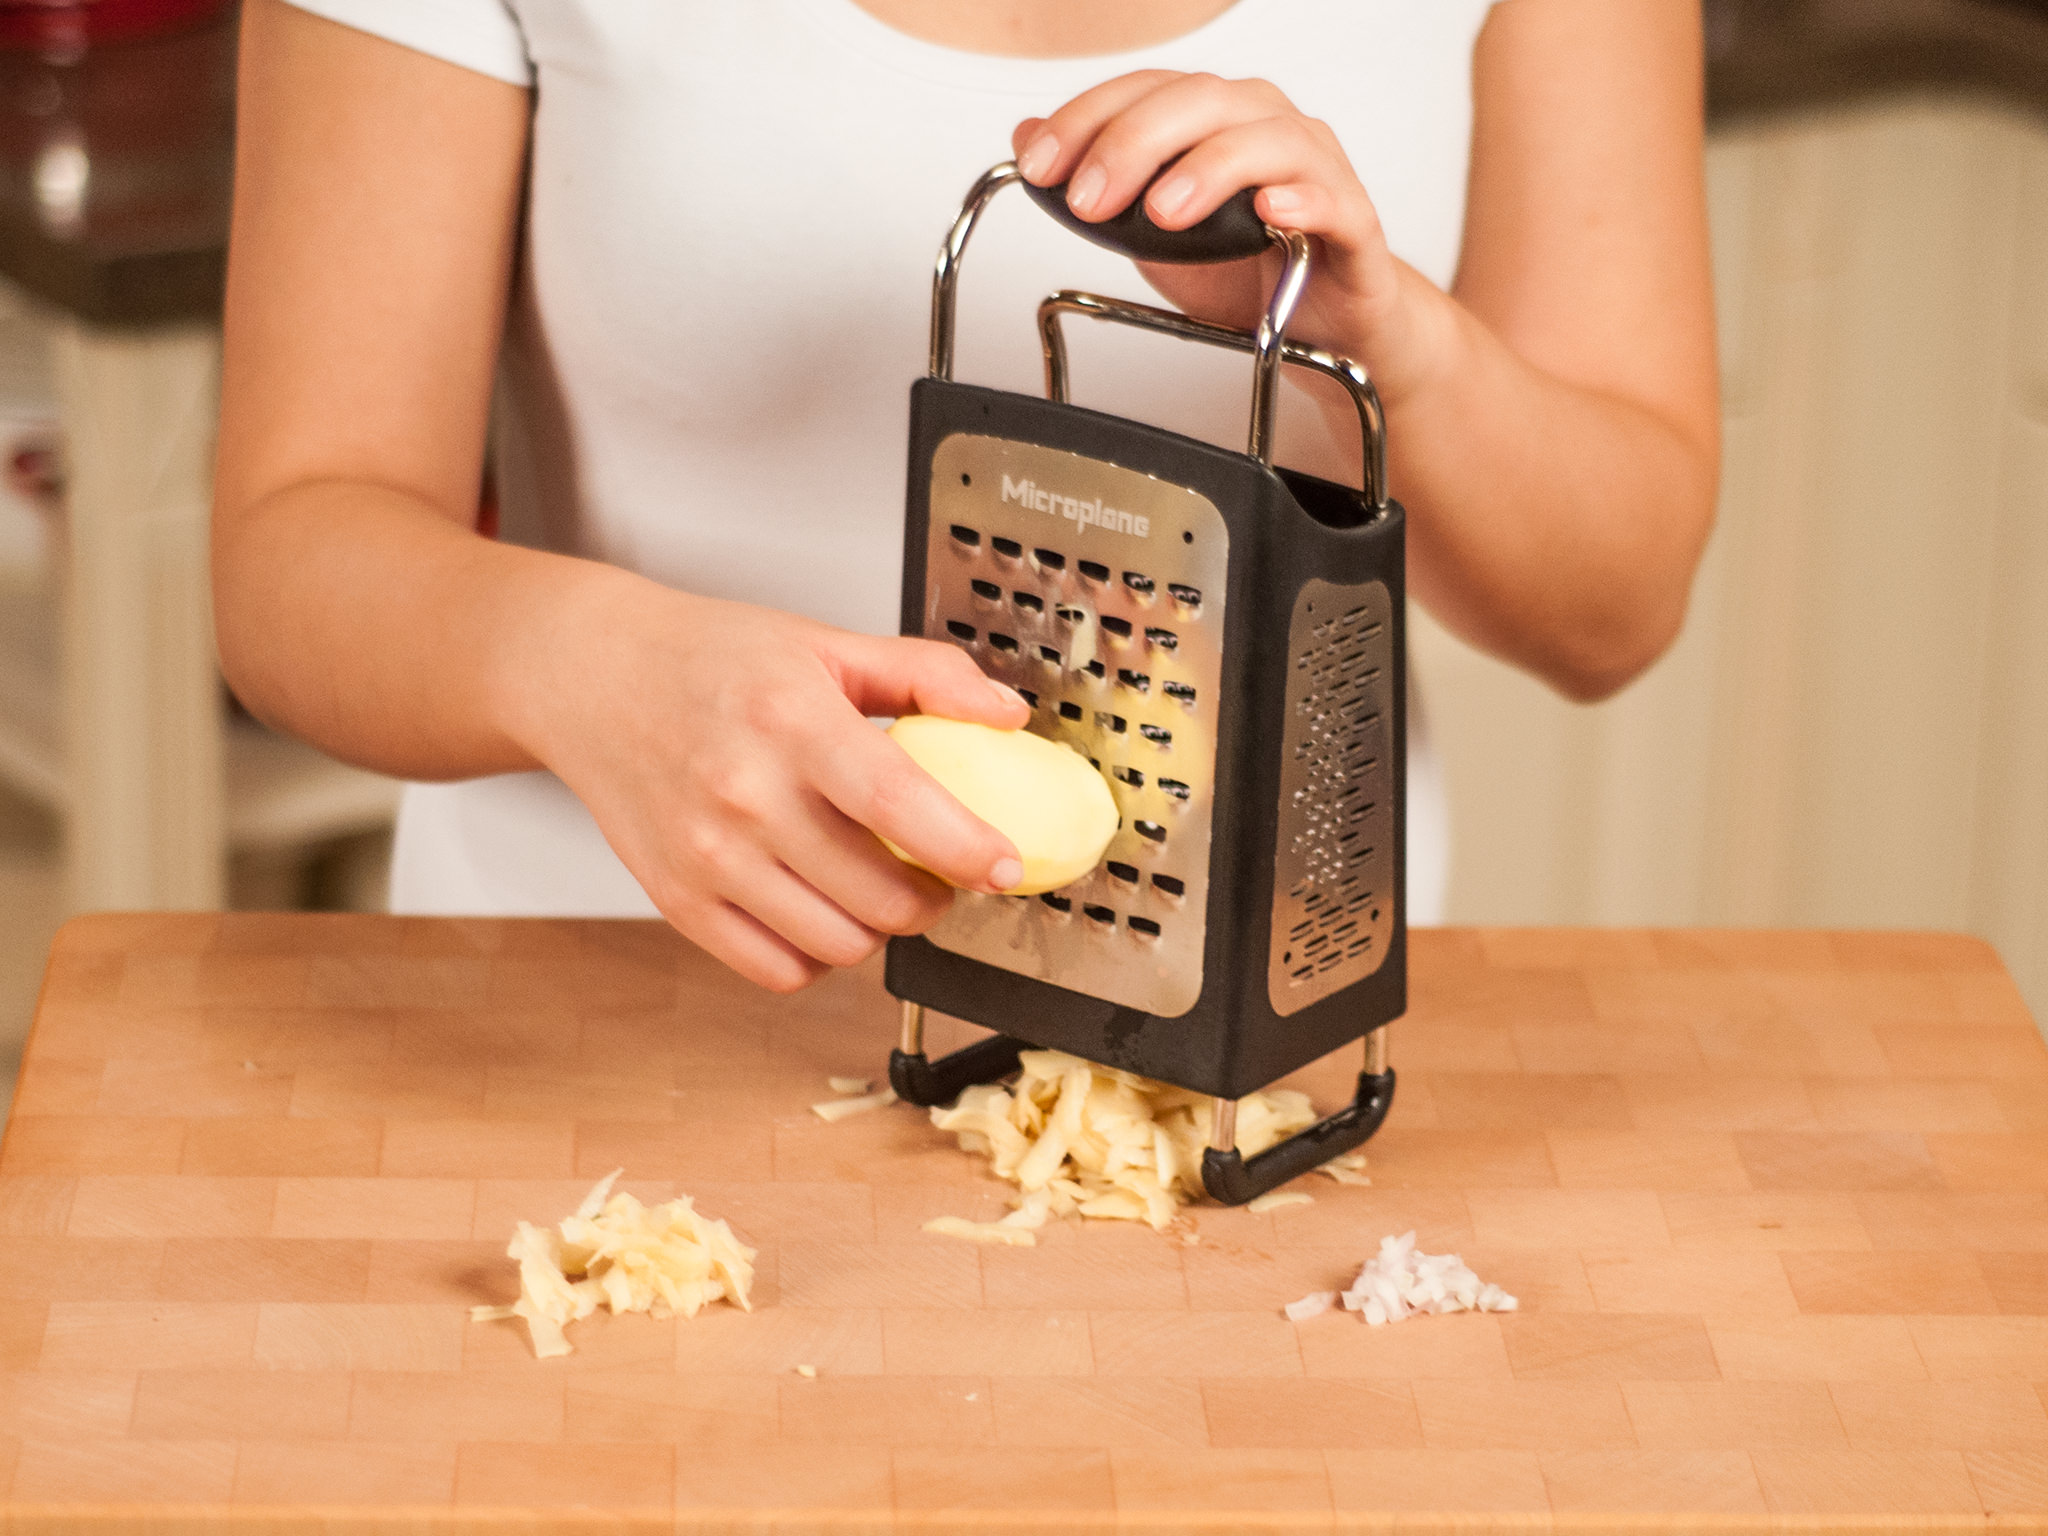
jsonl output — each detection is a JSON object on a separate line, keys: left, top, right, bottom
{"left": 1037, "top": 289, "right": 1389, "bottom": 510}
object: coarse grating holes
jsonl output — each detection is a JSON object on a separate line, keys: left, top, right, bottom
{"left": 1117, "top": 669, "right": 1150, "bottom": 693}
{"left": 1056, "top": 605, "right": 1085, "bottom": 625}
{"left": 1084, "top": 903, "right": 1117, "bottom": 926}
{"left": 1158, "top": 777, "right": 1190, "bottom": 801}
{"left": 1134, "top": 820, "right": 1166, "bottom": 844}
{"left": 1106, "top": 861, "right": 1139, "bottom": 885}
{"left": 1169, "top": 583, "right": 1202, "bottom": 609}
{"left": 1058, "top": 701, "right": 1083, "bottom": 721}
{"left": 1013, "top": 592, "right": 1044, "bottom": 614}
{"left": 970, "top": 579, "right": 1001, "bottom": 602}
{"left": 1113, "top": 766, "right": 1145, "bottom": 787}
{"left": 1095, "top": 712, "right": 1127, "bottom": 734}
{"left": 1040, "top": 893, "right": 1072, "bottom": 913}
{"left": 1016, "top": 687, "right": 1038, "bottom": 708}
{"left": 1084, "top": 660, "right": 1107, "bottom": 680}
{"left": 992, "top": 536, "right": 1023, "bottom": 559}
{"left": 1139, "top": 724, "right": 1172, "bottom": 747}
{"left": 1099, "top": 616, "right": 1133, "bottom": 640}
{"left": 1123, "top": 572, "right": 1154, "bottom": 595}
{"left": 950, "top": 524, "right": 980, "bottom": 547}
{"left": 1079, "top": 559, "right": 1110, "bottom": 583}
{"left": 989, "top": 633, "right": 1019, "bottom": 654}
{"left": 1034, "top": 548, "right": 1066, "bottom": 571}
{"left": 945, "top": 620, "right": 976, "bottom": 642}
{"left": 1128, "top": 915, "right": 1162, "bottom": 938}
{"left": 1145, "top": 627, "right": 1178, "bottom": 650}
{"left": 1151, "top": 872, "right": 1184, "bottom": 897}
{"left": 1164, "top": 681, "right": 1196, "bottom": 706}
{"left": 1039, "top": 645, "right": 1063, "bottom": 665}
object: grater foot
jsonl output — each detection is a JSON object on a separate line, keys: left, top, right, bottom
{"left": 888, "top": 1033, "right": 1033, "bottom": 1108}
{"left": 1200, "top": 1034, "right": 1396, "bottom": 1206}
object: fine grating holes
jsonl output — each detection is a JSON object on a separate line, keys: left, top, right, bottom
{"left": 1169, "top": 583, "right": 1202, "bottom": 609}
{"left": 1058, "top": 701, "right": 1083, "bottom": 721}
{"left": 1106, "top": 861, "right": 1139, "bottom": 884}
{"left": 992, "top": 536, "right": 1023, "bottom": 559}
{"left": 1117, "top": 669, "right": 1150, "bottom": 693}
{"left": 1128, "top": 915, "right": 1162, "bottom": 938}
{"left": 950, "top": 524, "right": 980, "bottom": 547}
{"left": 1158, "top": 778, "right": 1190, "bottom": 800}
{"left": 945, "top": 620, "right": 976, "bottom": 642}
{"left": 1134, "top": 820, "right": 1167, "bottom": 844}
{"left": 1033, "top": 548, "right": 1066, "bottom": 571}
{"left": 1016, "top": 687, "right": 1038, "bottom": 708}
{"left": 1084, "top": 903, "right": 1117, "bottom": 926}
{"left": 970, "top": 579, "right": 1001, "bottom": 601}
{"left": 1099, "top": 616, "right": 1133, "bottom": 640}
{"left": 1163, "top": 681, "right": 1197, "bottom": 706}
{"left": 1113, "top": 766, "right": 1145, "bottom": 787}
{"left": 1056, "top": 605, "right": 1085, "bottom": 625}
{"left": 1139, "top": 724, "right": 1172, "bottom": 747}
{"left": 1095, "top": 712, "right": 1127, "bottom": 734}
{"left": 1085, "top": 660, "right": 1107, "bottom": 679}
{"left": 989, "top": 633, "right": 1019, "bottom": 654}
{"left": 1123, "top": 572, "right": 1154, "bottom": 595}
{"left": 1039, "top": 644, "right": 1063, "bottom": 665}
{"left": 1040, "top": 893, "right": 1072, "bottom": 913}
{"left": 1151, "top": 873, "right": 1185, "bottom": 897}
{"left": 1013, "top": 592, "right": 1044, "bottom": 614}
{"left": 1145, "top": 627, "right": 1178, "bottom": 651}
{"left": 1079, "top": 559, "right": 1110, "bottom": 583}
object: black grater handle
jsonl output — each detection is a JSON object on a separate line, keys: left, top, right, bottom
{"left": 889, "top": 1032, "right": 1032, "bottom": 1108}
{"left": 1022, "top": 175, "right": 1270, "bottom": 265}
{"left": 1200, "top": 1066, "right": 1397, "bottom": 1206}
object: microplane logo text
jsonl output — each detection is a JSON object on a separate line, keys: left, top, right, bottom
{"left": 1001, "top": 474, "right": 1150, "bottom": 538}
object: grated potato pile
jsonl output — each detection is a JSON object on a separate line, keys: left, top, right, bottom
{"left": 923, "top": 1048, "right": 1343, "bottom": 1238}
{"left": 470, "top": 1170, "right": 754, "bottom": 1358}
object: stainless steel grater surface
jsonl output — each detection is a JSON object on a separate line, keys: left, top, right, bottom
{"left": 1269, "top": 576, "right": 1396, "bottom": 1014}
{"left": 918, "top": 432, "right": 1228, "bottom": 1018}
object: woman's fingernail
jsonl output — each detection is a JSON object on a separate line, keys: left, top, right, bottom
{"left": 1068, "top": 162, "right": 1107, "bottom": 216}
{"left": 1149, "top": 174, "right": 1195, "bottom": 220}
{"left": 1017, "top": 132, "right": 1058, "bottom": 184}
{"left": 989, "top": 857, "right": 1023, "bottom": 892}
{"left": 988, "top": 679, "right": 1025, "bottom": 710}
{"left": 1262, "top": 186, "right": 1302, "bottom": 216}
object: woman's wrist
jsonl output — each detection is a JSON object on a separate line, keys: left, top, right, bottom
{"left": 480, "top": 546, "right": 655, "bottom": 780}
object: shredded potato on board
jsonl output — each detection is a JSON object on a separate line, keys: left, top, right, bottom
{"left": 469, "top": 1170, "right": 755, "bottom": 1358}
{"left": 923, "top": 1048, "right": 1340, "bottom": 1236}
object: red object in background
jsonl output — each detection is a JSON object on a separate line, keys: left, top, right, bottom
{"left": 0, "top": 0, "right": 229, "bottom": 52}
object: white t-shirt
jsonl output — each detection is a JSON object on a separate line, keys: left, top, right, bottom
{"left": 282, "top": 0, "right": 1487, "bottom": 924}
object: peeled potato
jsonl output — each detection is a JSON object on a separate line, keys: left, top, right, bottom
{"left": 886, "top": 716, "right": 1118, "bottom": 894}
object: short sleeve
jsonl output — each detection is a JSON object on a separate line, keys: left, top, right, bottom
{"left": 281, "top": 0, "right": 533, "bottom": 87}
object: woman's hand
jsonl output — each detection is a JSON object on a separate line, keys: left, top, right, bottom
{"left": 1011, "top": 73, "right": 1451, "bottom": 409}
{"left": 525, "top": 569, "right": 1031, "bottom": 994}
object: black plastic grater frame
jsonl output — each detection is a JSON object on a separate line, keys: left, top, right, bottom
{"left": 884, "top": 163, "right": 1405, "bottom": 1204}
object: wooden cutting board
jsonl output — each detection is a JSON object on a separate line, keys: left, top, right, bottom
{"left": 1, "top": 914, "right": 2045, "bottom": 1533}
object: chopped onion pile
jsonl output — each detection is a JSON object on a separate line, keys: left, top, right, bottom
{"left": 1287, "top": 1230, "right": 1517, "bottom": 1327}
{"left": 470, "top": 1170, "right": 754, "bottom": 1358}
{"left": 924, "top": 1048, "right": 1326, "bottom": 1236}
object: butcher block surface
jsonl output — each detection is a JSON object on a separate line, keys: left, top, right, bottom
{"left": 2, "top": 914, "right": 2046, "bottom": 1533}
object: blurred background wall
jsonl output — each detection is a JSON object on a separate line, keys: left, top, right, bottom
{"left": 0, "top": 0, "right": 2043, "bottom": 1121}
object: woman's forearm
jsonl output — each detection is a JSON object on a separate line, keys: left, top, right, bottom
{"left": 213, "top": 480, "right": 624, "bottom": 781}
{"left": 1373, "top": 265, "right": 1717, "bottom": 702}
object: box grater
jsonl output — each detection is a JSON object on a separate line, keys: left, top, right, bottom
{"left": 884, "top": 162, "right": 1406, "bottom": 1204}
